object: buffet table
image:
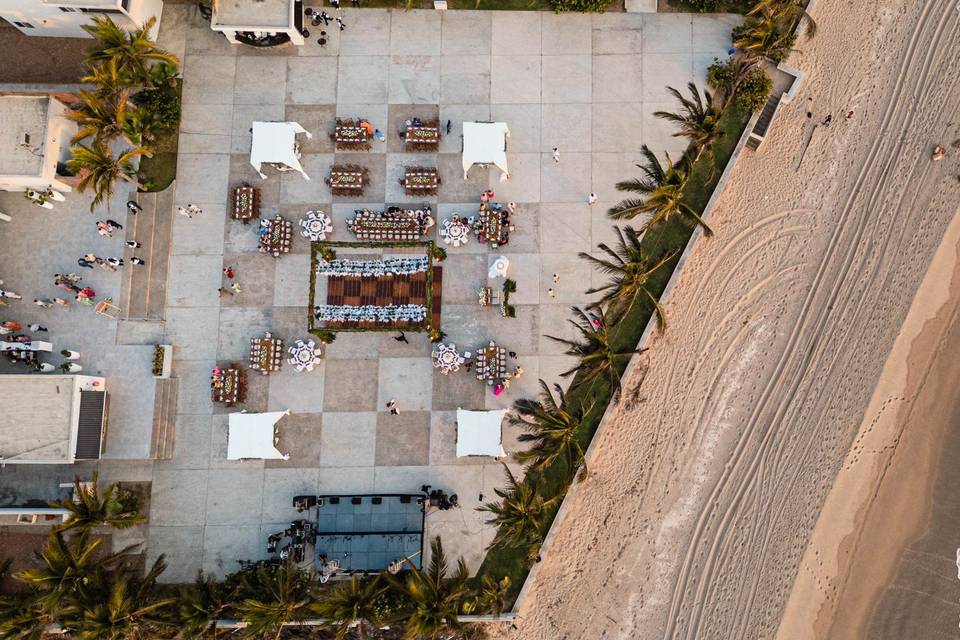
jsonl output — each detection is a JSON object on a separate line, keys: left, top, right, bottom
{"left": 325, "top": 165, "right": 368, "bottom": 196}
{"left": 347, "top": 207, "right": 431, "bottom": 241}
{"left": 249, "top": 334, "right": 284, "bottom": 374}
{"left": 473, "top": 206, "right": 510, "bottom": 247}
{"left": 475, "top": 342, "right": 507, "bottom": 383}
{"left": 211, "top": 366, "right": 243, "bottom": 405}
{"left": 332, "top": 119, "right": 372, "bottom": 151}
{"left": 404, "top": 122, "right": 440, "bottom": 151}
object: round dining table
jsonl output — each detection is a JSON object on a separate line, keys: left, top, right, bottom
{"left": 288, "top": 339, "right": 324, "bottom": 372}
{"left": 431, "top": 342, "right": 464, "bottom": 374}
{"left": 300, "top": 210, "right": 333, "bottom": 241}
{"left": 440, "top": 217, "right": 470, "bottom": 247}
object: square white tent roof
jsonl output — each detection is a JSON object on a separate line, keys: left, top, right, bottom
{"left": 456, "top": 408, "right": 507, "bottom": 457}
{"left": 250, "top": 121, "right": 312, "bottom": 180}
{"left": 227, "top": 410, "right": 290, "bottom": 460}
{"left": 462, "top": 122, "right": 510, "bottom": 179}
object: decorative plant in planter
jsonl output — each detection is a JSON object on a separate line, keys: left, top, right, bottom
{"left": 320, "top": 247, "right": 337, "bottom": 262}
{"left": 429, "top": 328, "right": 447, "bottom": 343}
{"left": 501, "top": 279, "right": 517, "bottom": 318}
{"left": 314, "top": 330, "right": 337, "bottom": 344}
{"left": 152, "top": 344, "right": 165, "bottom": 377}
{"left": 432, "top": 246, "right": 447, "bottom": 262}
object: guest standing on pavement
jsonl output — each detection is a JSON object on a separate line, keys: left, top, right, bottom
{"left": 386, "top": 399, "right": 400, "bottom": 415}
{"left": 126, "top": 200, "right": 142, "bottom": 214}
{"left": 28, "top": 324, "right": 47, "bottom": 332}
{"left": 34, "top": 298, "right": 54, "bottom": 308}
{"left": 131, "top": 257, "right": 146, "bottom": 266}
{"left": 336, "top": 16, "right": 345, "bottom": 31}
{"left": 551, "top": 147, "right": 560, "bottom": 163}
{"left": 96, "top": 221, "right": 112, "bottom": 237}
{"left": 106, "top": 220, "right": 123, "bottom": 232}
{"left": 126, "top": 240, "right": 141, "bottom": 249}
{"left": 106, "top": 257, "right": 124, "bottom": 268}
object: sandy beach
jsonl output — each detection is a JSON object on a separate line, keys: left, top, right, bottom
{"left": 490, "top": 0, "right": 960, "bottom": 638}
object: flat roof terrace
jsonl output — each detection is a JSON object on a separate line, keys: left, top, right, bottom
{"left": 0, "top": 375, "right": 77, "bottom": 464}
{"left": 0, "top": 96, "right": 48, "bottom": 177}
{"left": 212, "top": 0, "right": 292, "bottom": 29}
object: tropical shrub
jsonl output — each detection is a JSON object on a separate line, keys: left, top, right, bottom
{"left": 706, "top": 57, "right": 738, "bottom": 99}
{"left": 686, "top": 0, "right": 719, "bottom": 10}
{"left": 734, "top": 66, "right": 773, "bottom": 112}
{"left": 132, "top": 83, "right": 182, "bottom": 142}
{"left": 550, "top": 0, "right": 607, "bottom": 13}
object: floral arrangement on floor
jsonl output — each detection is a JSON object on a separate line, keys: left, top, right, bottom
{"left": 314, "top": 304, "right": 427, "bottom": 323}
{"left": 151, "top": 344, "right": 165, "bottom": 376}
{"left": 316, "top": 256, "right": 429, "bottom": 277}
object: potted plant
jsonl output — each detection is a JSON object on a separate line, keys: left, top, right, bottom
{"left": 432, "top": 246, "right": 447, "bottom": 262}
{"left": 428, "top": 328, "right": 446, "bottom": 343}
{"left": 320, "top": 247, "right": 337, "bottom": 262}
{"left": 152, "top": 344, "right": 173, "bottom": 378}
{"left": 314, "top": 330, "right": 337, "bottom": 345}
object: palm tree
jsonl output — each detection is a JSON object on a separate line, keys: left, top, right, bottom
{"left": 82, "top": 16, "right": 180, "bottom": 87}
{"left": 509, "top": 380, "right": 592, "bottom": 479}
{"left": 0, "top": 595, "right": 47, "bottom": 640}
{"left": 607, "top": 145, "right": 712, "bottom": 236}
{"left": 65, "top": 89, "right": 140, "bottom": 146}
{"left": 653, "top": 82, "right": 723, "bottom": 161}
{"left": 233, "top": 560, "right": 315, "bottom": 640}
{"left": 474, "top": 575, "right": 510, "bottom": 617}
{"left": 50, "top": 472, "right": 146, "bottom": 534}
{"left": 750, "top": 0, "right": 816, "bottom": 37}
{"left": 68, "top": 140, "right": 149, "bottom": 212}
{"left": 384, "top": 537, "right": 471, "bottom": 640}
{"left": 546, "top": 307, "right": 645, "bottom": 401}
{"left": 74, "top": 557, "right": 176, "bottom": 640}
{"left": 733, "top": 14, "right": 796, "bottom": 63}
{"left": 15, "top": 531, "right": 108, "bottom": 613}
{"left": 175, "top": 572, "right": 226, "bottom": 639}
{"left": 311, "top": 575, "right": 387, "bottom": 640}
{"left": 81, "top": 56, "right": 127, "bottom": 95}
{"left": 478, "top": 464, "right": 558, "bottom": 558}
{"left": 580, "top": 226, "right": 678, "bottom": 327}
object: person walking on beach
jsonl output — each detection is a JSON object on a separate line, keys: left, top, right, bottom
{"left": 126, "top": 200, "right": 142, "bottom": 214}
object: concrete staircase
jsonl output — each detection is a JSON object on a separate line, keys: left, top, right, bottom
{"left": 120, "top": 185, "right": 174, "bottom": 321}
{"left": 149, "top": 378, "right": 178, "bottom": 460}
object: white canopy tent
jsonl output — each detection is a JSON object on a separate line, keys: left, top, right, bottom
{"left": 250, "top": 121, "right": 313, "bottom": 180}
{"left": 462, "top": 122, "right": 510, "bottom": 179}
{"left": 227, "top": 410, "right": 290, "bottom": 460}
{"left": 455, "top": 408, "right": 507, "bottom": 457}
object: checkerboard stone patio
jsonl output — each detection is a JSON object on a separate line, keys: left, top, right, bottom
{"left": 0, "top": 5, "right": 738, "bottom": 582}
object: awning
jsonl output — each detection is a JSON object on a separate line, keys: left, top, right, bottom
{"left": 462, "top": 122, "right": 510, "bottom": 179}
{"left": 227, "top": 410, "right": 290, "bottom": 460}
{"left": 250, "top": 121, "right": 312, "bottom": 180}
{"left": 455, "top": 408, "right": 506, "bottom": 457}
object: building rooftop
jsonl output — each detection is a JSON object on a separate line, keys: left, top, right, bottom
{"left": 0, "top": 96, "right": 49, "bottom": 177}
{"left": 212, "top": 0, "right": 292, "bottom": 29}
{"left": 0, "top": 375, "right": 78, "bottom": 464}
{"left": 44, "top": 0, "right": 122, "bottom": 7}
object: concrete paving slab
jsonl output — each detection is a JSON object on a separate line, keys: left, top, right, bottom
{"left": 165, "top": 307, "right": 222, "bottom": 361}
{"left": 149, "top": 526, "right": 204, "bottom": 583}
{"left": 206, "top": 468, "right": 265, "bottom": 525}
{"left": 506, "top": 202, "right": 539, "bottom": 253}
{"left": 230, "top": 104, "right": 286, "bottom": 154}
{"left": 157, "top": 414, "right": 213, "bottom": 470}
{"left": 593, "top": 53, "right": 644, "bottom": 103}
{"left": 440, "top": 11, "right": 492, "bottom": 56}
{"left": 182, "top": 55, "right": 237, "bottom": 106}
{"left": 150, "top": 469, "right": 208, "bottom": 526}
{"left": 210, "top": 414, "right": 267, "bottom": 469}
{"left": 389, "top": 55, "right": 441, "bottom": 104}
{"left": 286, "top": 57, "right": 339, "bottom": 104}
{"left": 319, "top": 412, "right": 377, "bottom": 467}
{"left": 285, "top": 105, "right": 338, "bottom": 154}
{"left": 174, "top": 153, "right": 230, "bottom": 205}
{"left": 385, "top": 103, "right": 441, "bottom": 154}
{"left": 692, "top": 14, "right": 740, "bottom": 54}
{"left": 491, "top": 56, "right": 541, "bottom": 104}
{"left": 377, "top": 357, "right": 434, "bottom": 411}
{"left": 338, "top": 9, "right": 391, "bottom": 55}
{"left": 591, "top": 18, "right": 643, "bottom": 54}
{"left": 437, "top": 154, "right": 489, "bottom": 202}
{"left": 539, "top": 251, "right": 589, "bottom": 303}
{"left": 439, "top": 55, "right": 491, "bottom": 106}
{"left": 261, "top": 468, "right": 320, "bottom": 522}
{"left": 497, "top": 252, "right": 540, "bottom": 305}
{"left": 490, "top": 104, "right": 540, "bottom": 153}
{"left": 318, "top": 466, "right": 375, "bottom": 493}
{"left": 273, "top": 252, "right": 311, "bottom": 307}
{"left": 181, "top": 102, "right": 234, "bottom": 136}
{"left": 429, "top": 411, "right": 485, "bottom": 464}
{"left": 539, "top": 202, "right": 592, "bottom": 253}
{"left": 491, "top": 11, "right": 540, "bottom": 55}
{"left": 541, "top": 54, "right": 592, "bottom": 104}
{"left": 323, "top": 358, "right": 379, "bottom": 410}
{"left": 267, "top": 412, "right": 323, "bottom": 468}
{"left": 642, "top": 102, "right": 692, "bottom": 154}
{"left": 171, "top": 203, "right": 228, "bottom": 255}
{"left": 385, "top": 153, "right": 436, "bottom": 204}
{"left": 390, "top": 10, "right": 441, "bottom": 55}
{"left": 431, "top": 364, "right": 486, "bottom": 411}
{"left": 542, "top": 13, "right": 593, "bottom": 55}
{"left": 216, "top": 307, "right": 273, "bottom": 360}
{"left": 375, "top": 411, "right": 430, "bottom": 466}
{"left": 337, "top": 55, "right": 390, "bottom": 104}
{"left": 439, "top": 253, "right": 487, "bottom": 304}
{"left": 541, "top": 151, "right": 592, "bottom": 203}
{"left": 330, "top": 152, "right": 387, "bottom": 203}
{"left": 642, "top": 52, "right": 694, "bottom": 102}
{"left": 540, "top": 103, "right": 591, "bottom": 153}
{"left": 642, "top": 14, "right": 693, "bottom": 53}
{"left": 438, "top": 105, "right": 491, "bottom": 153}
{"left": 492, "top": 152, "right": 539, "bottom": 202}
{"left": 234, "top": 57, "right": 288, "bottom": 105}
{"left": 268, "top": 366, "right": 326, "bottom": 412}
{"left": 592, "top": 102, "right": 644, "bottom": 152}
{"left": 372, "top": 465, "right": 429, "bottom": 493}
{"left": 218, "top": 253, "right": 275, "bottom": 308}
{"left": 279, "top": 153, "right": 335, "bottom": 204}
{"left": 166, "top": 254, "right": 223, "bottom": 308}
{"left": 202, "top": 524, "right": 260, "bottom": 577}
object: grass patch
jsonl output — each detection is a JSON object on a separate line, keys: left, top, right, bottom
{"left": 474, "top": 102, "right": 750, "bottom": 602}
{"left": 137, "top": 81, "right": 181, "bottom": 193}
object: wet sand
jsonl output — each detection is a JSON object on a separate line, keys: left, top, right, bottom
{"left": 777, "top": 206, "right": 960, "bottom": 639}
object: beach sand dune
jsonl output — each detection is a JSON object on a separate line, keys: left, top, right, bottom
{"left": 492, "top": 0, "right": 960, "bottom": 638}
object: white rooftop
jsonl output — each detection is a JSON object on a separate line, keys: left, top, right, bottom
{"left": 0, "top": 96, "right": 49, "bottom": 177}
{"left": 0, "top": 375, "right": 79, "bottom": 464}
{"left": 213, "top": 0, "right": 292, "bottom": 28}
